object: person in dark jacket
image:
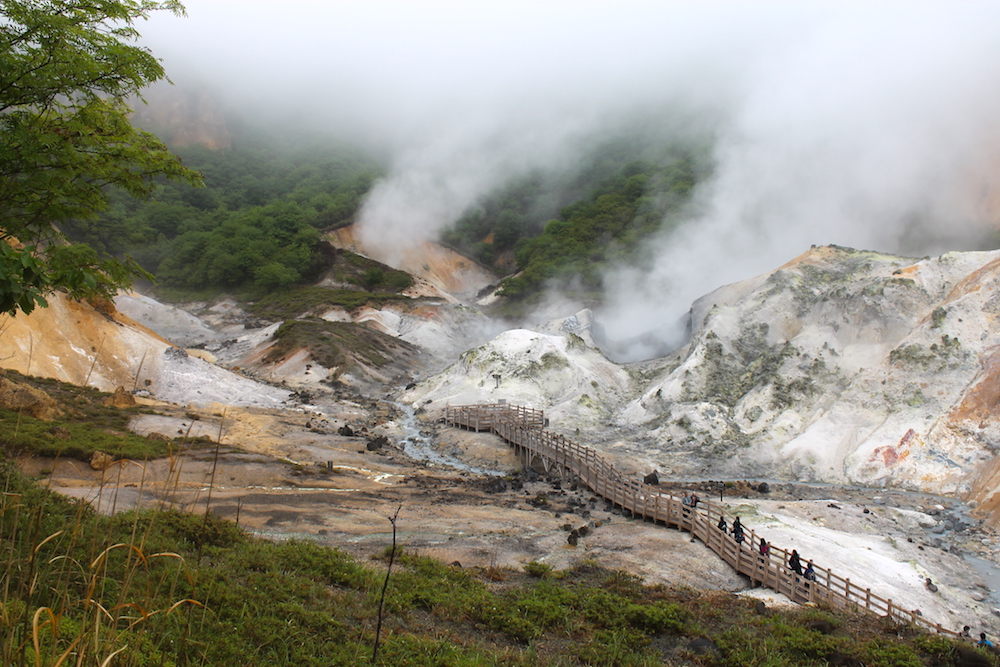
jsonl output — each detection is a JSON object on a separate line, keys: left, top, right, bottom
{"left": 788, "top": 549, "right": 802, "bottom": 575}
{"left": 718, "top": 516, "right": 727, "bottom": 532}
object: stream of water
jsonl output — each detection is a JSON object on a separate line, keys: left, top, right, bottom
{"left": 394, "top": 402, "right": 503, "bottom": 477}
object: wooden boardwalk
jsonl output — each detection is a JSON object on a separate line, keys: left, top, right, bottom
{"left": 445, "top": 403, "right": 956, "bottom": 637}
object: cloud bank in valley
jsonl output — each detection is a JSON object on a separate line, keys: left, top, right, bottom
{"left": 140, "top": 1, "right": 1000, "bottom": 354}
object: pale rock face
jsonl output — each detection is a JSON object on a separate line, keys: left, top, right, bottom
{"left": 406, "top": 245, "right": 1000, "bottom": 522}
{"left": 617, "top": 246, "right": 1000, "bottom": 503}
{"left": 115, "top": 294, "right": 220, "bottom": 348}
{"left": 404, "top": 327, "right": 634, "bottom": 429}
{"left": 0, "top": 292, "right": 291, "bottom": 409}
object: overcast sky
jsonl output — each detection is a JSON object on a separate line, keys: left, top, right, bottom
{"left": 140, "top": 1, "right": 1000, "bottom": 356}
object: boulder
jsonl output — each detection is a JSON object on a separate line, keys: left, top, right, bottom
{"left": 0, "top": 377, "right": 60, "bottom": 420}
{"left": 483, "top": 478, "right": 508, "bottom": 493}
{"left": 90, "top": 451, "right": 114, "bottom": 471}
{"left": 102, "top": 386, "right": 136, "bottom": 408}
{"left": 366, "top": 435, "right": 389, "bottom": 451}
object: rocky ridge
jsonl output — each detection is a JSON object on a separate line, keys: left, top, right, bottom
{"left": 405, "top": 245, "right": 1000, "bottom": 527}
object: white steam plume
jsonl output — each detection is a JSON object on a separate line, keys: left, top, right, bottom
{"left": 138, "top": 1, "right": 1000, "bottom": 359}
{"left": 598, "top": 3, "right": 1000, "bottom": 357}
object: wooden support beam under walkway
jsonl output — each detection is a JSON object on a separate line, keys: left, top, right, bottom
{"left": 445, "top": 403, "right": 957, "bottom": 638}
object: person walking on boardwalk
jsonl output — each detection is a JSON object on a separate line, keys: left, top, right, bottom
{"left": 803, "top": 560, "right": 816, "bottom": 582}
{"left": 717, "top": 516, "right": 727, "bottom": 532}
{"left": 979, "top": 633, "right": 994, "bottom": 649}
{"left": 788, "top": 549, "right": 803, "bottom": 576}
{"left": 732, "top": 516, "right": 744, "bottom": 545}
{"left": 756, "top": 537, "right": 770, "bottom": 582}
{"left": 681, "top": 492, "right": 692, "bottom": 520}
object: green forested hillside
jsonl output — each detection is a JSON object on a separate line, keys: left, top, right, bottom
{"left": 441, "top": 136, "right": 708, "bottom": 305}
{"left": 498, "top": 155, "right": 700, "bottom": 300}
{"left": 64, "top": 127, "right": 382, "bottom": 294}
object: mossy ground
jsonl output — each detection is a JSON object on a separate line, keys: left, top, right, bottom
{"left": 264, "top": 319, "right": 418, "bottom": 375}
{"left": 0, "top": 370, "right": 189, "bottom": 462}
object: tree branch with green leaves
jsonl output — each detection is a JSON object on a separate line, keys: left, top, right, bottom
{"left": 0, "top": 0, "right": 201, "bottom": 315}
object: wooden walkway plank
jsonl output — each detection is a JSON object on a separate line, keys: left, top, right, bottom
{"left": 444, "top": 404, "right": 954, "bottom": 637}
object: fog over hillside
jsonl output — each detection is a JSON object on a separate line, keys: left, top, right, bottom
{"left": 140, "top": 1, "right": 1000, "bottom": 357}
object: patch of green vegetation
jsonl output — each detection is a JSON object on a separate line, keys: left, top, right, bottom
{"left": 519, "top": 351, "right": 570, "bottom": 378}
{"left": 692, "top": 328, "right": 797, "bottom": 409}
{"left": 567, "top": 333, "right": 588, "bottom": 352}
{"left": 930, "top": 306, "right": 947, "bottom": 329}
{"left": 327, "top": 249, "right": 414, "bottom": 292}
{"left": 524, "top": 561, "right": 553, "bottom": 578}
{"left": 891, "top": 335, "right": 970, "bottom": 370}
{"left": 249, "top": 285, "right": 412, "bottom": 321}
{"left": 889, "top": 344, "right": 937, "bottom": 368}
{"left": 929, "top": 334, "right": 966, "bottom": 362}
{"left": 0, "top": 407, "right": 173, "bottom": 460}
{"left": 265, "top": 319, "right": 416, "bottom": 372}
{"left": 673, "top": 415, "right": 693, "bottom": 431}
{"left": 900, "top": 383, "right": 929, "bottom": 408}
{"left": 860, "top": 277, "right": 918, "bottom": 298}
{"left": 0, "top": 371, "right": 179, "bottom": 461}
{"left": 771, "top": 376, "right": 819, "bottom": 411}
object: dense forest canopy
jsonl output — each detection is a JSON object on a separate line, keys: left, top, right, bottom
{"left": 64, "top": 125, "right": 383, "bottom": 294}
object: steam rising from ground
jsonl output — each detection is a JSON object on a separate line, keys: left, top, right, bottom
{"left": 141, "top": 2, "right": 1000, "bottom": 358}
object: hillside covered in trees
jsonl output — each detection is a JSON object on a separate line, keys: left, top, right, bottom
{"left": 64, "top": 124, "right": 382, "bottom": 295}
{"left": 67, "top": 116, "right": 710, "bottom": 307}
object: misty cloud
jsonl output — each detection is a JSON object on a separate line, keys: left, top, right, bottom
{"left": 139, "top": 1, "right": 1000, "bottom": 357}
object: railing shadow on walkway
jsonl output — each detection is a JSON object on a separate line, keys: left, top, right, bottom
{"left": 445, "top": 403, "right": 957, "bottom": 637}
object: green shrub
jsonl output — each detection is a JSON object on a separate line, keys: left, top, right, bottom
{"left": 575, "top": 628, "right": 656, "bottom": 667}
{"left": 523, "top": 561, "right": 553, "bottom": 578}
{"left": 624, "top": 602, "right": 687, "bottom": 634}
{"left": 863, "top": 639, "right": 923, "bottom": 667}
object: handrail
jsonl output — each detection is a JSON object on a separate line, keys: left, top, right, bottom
{"left": 445, "top": 404, "right": 957, "bottom": 637}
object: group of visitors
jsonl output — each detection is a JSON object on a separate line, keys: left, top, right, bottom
{"left": 714, "top": 514, "right": 817, "bottom": 582}
{"left": 718, "top": 515, "right": 746, "bottom": 544}
{"left": 785, "top": 548, "right": 817, "bottom": 582}
{"left": 691, "top": 493, "right": 997, "bottom": 646}
{"left": 959, "top": 626, "right": 996, "bottom": 651}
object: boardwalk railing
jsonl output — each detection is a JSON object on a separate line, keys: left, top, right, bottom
{"left": 446, "top": 403, "right": 956, "bottom": 637}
